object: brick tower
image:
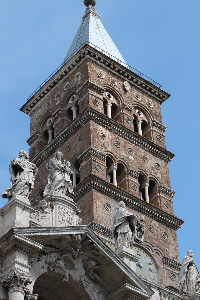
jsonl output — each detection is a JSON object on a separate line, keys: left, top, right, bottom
{"left": 20, "top": 0, "right": 183, "bottom": 295}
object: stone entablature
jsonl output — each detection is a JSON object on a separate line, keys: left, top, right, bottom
{"left": 159, "top": 186, "right": 175, "bottom": 199}
{"left": 30, "top": 108, "right": 174, "bottom": 165}
{"left": 152, "top": 120, "right": 167, "bottom": 133}
{"left": 163, "top": 257, "right": 181, "bottom": 271}
{"left": 20, "top": 45, "right": 170, "bottom": 115}
{"left": 74, "top": 174, "right": 183, "bottom": 230}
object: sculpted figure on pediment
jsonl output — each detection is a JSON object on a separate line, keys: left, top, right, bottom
{"left": 179, "top": 250, "right": 200, "bottom": 295}
{"left": 43, "top": 150, "right": 73, "bottom": 197}
{"left": 113, "top": 201, "right": 145, "bottom": 248}
{"left": 2, "top": 150, "right": 37, "bottom": 200}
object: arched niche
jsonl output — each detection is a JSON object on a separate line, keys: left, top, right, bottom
{"left": 149, "top": 178, "right": 159, "bottom": 207}
{"left": 33, "top": 272, "right": 91, "bottom": 300}
{"left": 116, "top": 162, "right": 127, "bottom": 190}
{"left": 132, "top": 107, "right": 152, "bottom": 140}
{"left": 103, "top": 91, "right": 121, "bottom": 121}
{"left": 66, "top": 93, "right": 79, "bottom": 121}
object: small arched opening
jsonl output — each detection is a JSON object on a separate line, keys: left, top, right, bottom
{"left": 72, "top": 160, "right": 80, "bottom": 187}
{"left": 116, "top": 163, "right": 127, "bottom": 190}
{"left": 103, "top": 91, "right": 120, "bottom": 120}
{"left": 43, "top": 124, "right": 54, "bottom": 144}
{"left": 138, "top": 174, "right": 146, "bottom": 201}
{"left": 149, "top": 179, "right": 159, "bottom": 207}
{"left": 33, "top": 271, "right": 90, "bottom": 300}
{"left": 132, "top": 109, "right": 151, "bottom": 139}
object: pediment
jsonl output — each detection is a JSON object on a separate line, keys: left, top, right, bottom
{"left": 14, "top": 226, "right": 153, "bottom": 300}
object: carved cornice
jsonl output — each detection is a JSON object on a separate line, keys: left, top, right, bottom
{"left": 27, "top": 131, "right": 39, "bottom": 146}
{"left": 163, "top": 257, "right": 181, "bottom": 271}
{"left": 74, "top": 175, "right": 184, "bottom": 230}
{"left": 79, "top": 147, "right": 106, "bottom": 164}
{"left": 88, "top": 221, "right": 113, "bottom": 239}
{"left": 152, "top": 120, "right": 167, "bottom": 133}
{"left": 159, "top": 186, "right": 175, "bottom": 198}
{"left": 31, "top": 108, "right": 174, "bottom": 166}
{"left": 77, "top": 80, "right": 105, "bottom": 96}
{"left": 0, "top": 232, "right": 43, "bottom": 258}
{"left": 21, "top": 45, "right": 170, "bottom": 115}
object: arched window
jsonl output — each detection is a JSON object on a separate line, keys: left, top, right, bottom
{"left": 66, "top": 94, "right": 79, "bottom": 121}
{"left": 72, "top": 160, "right": 80, "bottom": 187}
{"left": 106, "top": 158, "right": 127, "bottom": 189}
{"left": 106, "top": 156, "right": 117, "bottom": 186}
{"left": 149, "top": 179, "right": 159, "bottom": 206}
{"left": 42, "top": 117, "right": 54, "bottom": 144}
{"left": 138, "top": 174, "right": 146, "bottom": 201}
{"left": 138, "top": 175, "right": 159, "bottom": 206}
{"left": 133, "top": 109, "right": 149, "bottom": 138}
{"left": 116, "top": 163, "right": 127, "bottom": 190}
{"left": 103, "top": 91, "right": 119, "bottom": 119}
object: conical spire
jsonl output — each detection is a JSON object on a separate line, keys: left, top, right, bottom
{"left": 64, "top": 2, "right": 127, "bottom": 67}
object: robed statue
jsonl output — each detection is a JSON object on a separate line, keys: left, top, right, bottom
{"left": 43, "top": 151, "right": 74, "bottom": 197}
{"left": 179, "top": 250, "right": 200, "bottom": 295}
{"left": 2, "top": 150, "right": 38, "bottom": 200}
{"left": 113, "top": 201, "right": 145, "bottom": 248}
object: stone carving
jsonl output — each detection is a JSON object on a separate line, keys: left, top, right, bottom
{"left": 179, "top": 250, "right": 200, "bottom": 295}
{"left": 2, "top": 151, "right": 37, "bottom": 200}
{"left": 29, "top": 236, "right": 104, "bottom": 300}
{"left": 75, "top": 72, "right": 82, "bottom": 83}
{"left": 97, "top": 71, "right": 105, "bottom": 79}
{"left": 64, "top": 82, "right": 70, "bottom": 90}
{"left": 2, "top": 271, "right": 32, "bottom": 297}
{"left": 113, "top": 201, "right": 145, "bottom": 248}
{"left": 134, "top": 92, "right": 141, "bottom": 100}
{"left": 43, "top": 150, "right": 73, "bottom": 197}
{"left": 123, "top": 81, "right": 131, "bottom": 92}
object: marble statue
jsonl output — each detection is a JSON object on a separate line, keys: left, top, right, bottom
{"left": 179, "top": 250, "right": 200, "bottom": 295}
{"left": 113, "top": 201, "right": 145, "bottom": 248}
{"left": 2, "top": 150, "right": 38, "bottom": 200}
{"left": 43, "top": 151, "right": 74, "bottom": 197}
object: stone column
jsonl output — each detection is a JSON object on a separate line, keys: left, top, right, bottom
{"left": 8, "top": 287, "right": 25, "bottom": 300}
{"left": 48, "top": 129, "right": 53, "bottom": 143}
{"left": 113, "top": 165, "right": 117, "bottom": 187}
{"left": 71, "top": 106, "right": 77, "bottom": 120}
{"left": 72, "top": 172, "right": 77, "bottom": 187}
{"left": 106, "top": 103, "right": 112, "bottom": 118}
{"left": 3, "top": 272, "right": 32, "bottom": 300}
{"left": 137, "top": 120, "right": 143, "bottom": 136}
{"left": 145, "top": 182, "right": 149, "bottom": 203}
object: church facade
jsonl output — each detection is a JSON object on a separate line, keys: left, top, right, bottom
{"left": 0, "top": 1, "right": 198, "bottom": 300}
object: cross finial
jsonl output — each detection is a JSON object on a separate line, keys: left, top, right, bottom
{"left": 84, "top": 0, "right": 96, "bottom": 7}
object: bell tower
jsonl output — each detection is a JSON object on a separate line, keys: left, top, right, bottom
{"left": 21, "top": 0, "right": 183, "bottom": 292}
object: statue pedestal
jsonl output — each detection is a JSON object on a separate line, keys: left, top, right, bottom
{"left": 115, "top": 246, "right": 138, "bottom": 272}
{"left": 30, "top": 194, "right": 81, "bottom": 227}
{"left": 1, "top": 195, "right": 33, "bottom": 236}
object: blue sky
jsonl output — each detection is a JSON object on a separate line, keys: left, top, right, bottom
{"left": 0, "top": 0, "right": 200, "bottom": 269}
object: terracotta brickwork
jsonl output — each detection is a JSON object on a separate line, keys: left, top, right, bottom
{"left": 24, "top": 46, "right": 181, "bottom": 290}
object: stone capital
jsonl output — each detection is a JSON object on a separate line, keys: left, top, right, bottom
{"left": 2, "top": 271, "right": 32, "bottom": 294}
